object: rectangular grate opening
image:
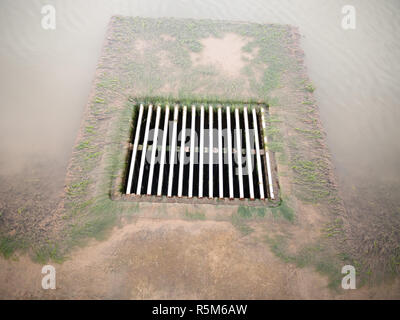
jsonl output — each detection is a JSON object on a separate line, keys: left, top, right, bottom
{"left": 125, "top": 103, "right": 276, "bottom": 201}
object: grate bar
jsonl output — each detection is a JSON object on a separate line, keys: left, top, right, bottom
{"left": 167, "top": 105, "right": 179, "bottom": 197}
{"left": 188, "top": 105, "right": 196, "bottom": 198}
{"left": 136, "top": 104, "right": 153, "bottom": 195}
{"left": 199, "top": 105, "right": 205, "bottom": 198}
{"left": 177, "top": 105, "right": 187, "bottom": 197}
{"left": 147, "top": 105, "right": 161, "bottom": 195}
{"left": 157, "top": 105, "right": 170, "bottom": 196}
{"left": 260, "top": 107, "right": 275, "bottom": 199}
{"left": 126, "top": 103, "right": 144, "bottom": 194}
{"left": 218, "top": 106, "right": 224, "bottom": 199}
{"left": 226, "top": 106, "right": 234, "bottom": 199}
{"left": 208, "top": 105, "right": 213, "bottom": 199}
{"left": 235, "top": 108, "right": 245, "bottom": 199}
{"left": 243, "top": 107, "right": 255, "bottom": 200}
{"left": 252, "top": 108, "right": 265, "bottom": 200}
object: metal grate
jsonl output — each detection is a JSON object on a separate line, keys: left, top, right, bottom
{"left": 125, "top": 103, "right": 275, "bottom": 201}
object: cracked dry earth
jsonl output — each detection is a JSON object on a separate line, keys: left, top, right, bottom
{"left": 1, "top": 219, "right": 399, "bottom": 299}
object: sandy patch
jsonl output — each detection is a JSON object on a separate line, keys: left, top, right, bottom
{"left": 190, "top": 33, "right": 252, "bottom": 78}
{"left": 0, "top": 219, "right": 333, "bottom": 299}
{"left": 1, "top": 218, "right": 399, "bottom": 299}
{"left": 134, "top": 38, "right": 151, "bottom": 55}
{"left": 158, "top": 50, "right": 174, "bottom": 69}
{"left": 160, "top": 34, "right": 175, "bottom": 42}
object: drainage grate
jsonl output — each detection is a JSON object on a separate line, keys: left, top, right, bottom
{"left": 125, "top": 103, "right": 275, "bottom": 201}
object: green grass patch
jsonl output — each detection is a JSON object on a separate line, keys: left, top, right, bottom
{"left": 291, "top": 157, "right": 331, "bottom": 202}
{"left": 33, "top": 242, "right": 64, "bottom": 264}
{"left": 271, "top": 200, "right": 295, "bottom": 222}
{"left": 389, "top": 247, "right": 400, "bottom": 274}
{"left": 0, "top": 236, "right": 23, "bottom": 259}
{"left": 184, "top": 210, "right": 206, "bottom": 220}
{"left": 231, "top": 206, "right": 271, "bottom": 235}
{"left": 68, "top": 199, "right": 118, "bottom": 246}
{"left": 237, "top": 205, "right": 268, "bottom": 218}
{"left": 295, "top": 127, "right": 322, "bottom": 139}
{"left": 305, "top": 83, "right": 315, "bottom": 93}
{"left": 267, "top": 141, "right": 283, "bottom": 152}
{"left": 95, "top": 97, "right": 106, "bottom": 104}
{"left": 67, "top": 180, "right": 90, "bottom": 197}
{"left": 265, "top": 235, "right": 344, "bottom": 289}
{"left": 231, "top": 209, "right": 254, "bottom": 235}
{"left": 85, "top": 125, "right": 96, "bottom": 134}
{"left": 76, "top": 140, "right": 91, "bottom": 150}
{"left": 322, "top": 218, "right": 344, "bottom": 238}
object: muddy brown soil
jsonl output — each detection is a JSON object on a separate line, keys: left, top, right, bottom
{"left": 190, "top": 33, "right": 249, "bottom": 77}
{"left": 0, "top": 158, "right": 66, "bottom": 244}
{"left": 1, "top": 218, "right": 399, "bottom": 299}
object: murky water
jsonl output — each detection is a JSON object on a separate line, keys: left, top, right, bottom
{"left": 1, "top": 1, "right": 399, "bottom": 235}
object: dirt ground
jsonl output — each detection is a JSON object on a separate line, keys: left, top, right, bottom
{"left": 190, "top": 33, "right": 249, "bottom": 77}
{"left": 1, "top": 218, "right": 399, "bottom": 299}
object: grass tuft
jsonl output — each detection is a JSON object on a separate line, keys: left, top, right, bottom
{"left": 0, "top": 236, "right": 21, "bottom": 259}
{"left": 184, "top": 210, "right": 206, "bottom": 220}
